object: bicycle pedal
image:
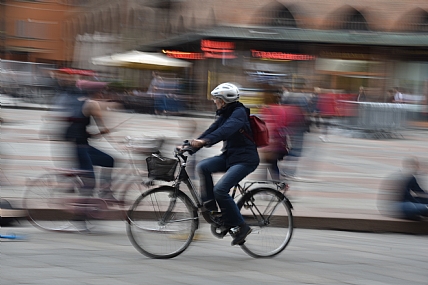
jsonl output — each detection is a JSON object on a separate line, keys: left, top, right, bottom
{"left": 209, "top": 211, "right": 222, "bottom": 218}
{"left": 210, "top": 224, "right": 231, "bottom": 239}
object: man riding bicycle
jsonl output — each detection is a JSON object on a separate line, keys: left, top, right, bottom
{"left": 190, "top": 82, "right": 260, "bottom": 246}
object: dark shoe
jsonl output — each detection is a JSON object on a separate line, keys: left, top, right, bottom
{"left": 230, "top": 223, "right": 252, "bottom": 246}
{"left": 99, "top": 191, "right": 119, "bottom": 203}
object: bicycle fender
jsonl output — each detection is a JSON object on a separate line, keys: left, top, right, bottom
{"left": 237, "top": 188, "right": 293, "bottom": 210}
{"left": 284, "top": 196, "right": 293, "bottom": 210}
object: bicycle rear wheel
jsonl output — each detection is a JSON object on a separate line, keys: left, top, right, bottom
{"left": 237, "top": 187, "right": 293, "bottom": 258}
{"left": 126, "top": 186, "right": 198, "bottom": 259}
{"left": 24, "top": 174, "right": 82, "bottom": 231}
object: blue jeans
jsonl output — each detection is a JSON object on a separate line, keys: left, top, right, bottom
{"left": 196, "top": 155, "right": 258, "bottom": 227}
{"left": 398, "top": 201, "right": 428, "bottom": 220}
{"left": 75, "top": 144, "right": 114, "bottom": 194}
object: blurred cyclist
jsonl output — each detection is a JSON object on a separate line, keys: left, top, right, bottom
{"left": 64, "top": 80, "right": 116, "bottom": 201}
{"left": 190, "top": 82, "right": 260, "bottom": 246}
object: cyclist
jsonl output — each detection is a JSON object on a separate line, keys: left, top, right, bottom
{"left": 64, "top": 80, "right": 116, "bottom": 201}
{"left": 190, "top": 82, "right": 260, "bottom": 246}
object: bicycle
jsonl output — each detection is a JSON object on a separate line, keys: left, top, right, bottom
{"left": 126, "top": 141, "right": 294, "bottom": 259}
{"left": 23, "top": 135, "right": 165, "bottom": 232}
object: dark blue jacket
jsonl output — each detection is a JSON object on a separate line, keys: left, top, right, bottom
{"left": 400, "top": 175, "right": 428, "bottom": 204}
{"left": 198, "top": 102, "right": 260, "bottom": 168}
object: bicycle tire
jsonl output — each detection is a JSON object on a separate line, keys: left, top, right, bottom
{"left": 126, "top": 186, "right": 198, "bottom": 259}
{"left": 119, "top": 180, "right": 146, "bottom": 209}
{"left": 23, "top": 174, "right": 82, "bottom": 231}
{"left": 237, "top": 187, "right": 293, "bottom": 258}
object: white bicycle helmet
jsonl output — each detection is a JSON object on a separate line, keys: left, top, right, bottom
{"left": 210, "top": 83, "right": 240, "bottom": 103}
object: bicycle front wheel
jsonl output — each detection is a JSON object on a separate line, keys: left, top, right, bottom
{"left": 237, "top": 187, "right": 293, "bottom": 258}
{"left": 126, "top": 186, "right": 198, "bottom": 259}
{"left": 23, "top": 174, "right": 81, "bottom": 231}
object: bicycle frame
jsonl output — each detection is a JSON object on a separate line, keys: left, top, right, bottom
{"left": 162, "top": 147, "right": 291, "bottom": 225}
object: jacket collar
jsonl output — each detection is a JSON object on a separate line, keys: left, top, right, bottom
{"left": 216, "top": 101, "right": 246, "bottom": 117}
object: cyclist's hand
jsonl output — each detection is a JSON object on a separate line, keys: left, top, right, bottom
{"left": 100, "top": 129, "right": 110, "bottom": 135}
{"left": 191, "top": 139, "right": 206, "bottom": 148}
{"left": 176, "top": 140, "right": 197, "bottom": 155}
{"left": 90, "top": 129, "right": 110, "bottom": 138}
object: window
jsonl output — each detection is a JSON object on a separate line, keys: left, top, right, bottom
{"left": 339, "top": 11, "right": 369, "bottom": 31}
{"left": 15, "top": 20, "right": 53, "bottom": 40}
{"left": 413, "top": 13, "right": 428, "bottom": 32}
{"left": 269, "top": 7, "right": 297, "bottom": 28}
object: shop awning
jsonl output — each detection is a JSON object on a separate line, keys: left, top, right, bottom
{"left": 143, "top": 26, "right": 428, "bottom": 49}
{"left": 92, "top": 50, "right": 192, "bottom": 70}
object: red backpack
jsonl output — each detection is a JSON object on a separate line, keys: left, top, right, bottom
{"left": 242, "top": 115, "right": 270, "bottom": 148}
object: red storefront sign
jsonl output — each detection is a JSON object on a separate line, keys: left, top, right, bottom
{"left": 163, "top": 50, "right": 204, "bottom": 60}
{"left": 251, "top": 50, "right": 316, "bottom": 61}
{"left": 201, "top": 40, "right": 236, "bottom": 59}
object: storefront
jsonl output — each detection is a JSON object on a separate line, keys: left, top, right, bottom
{"left": 143, "top": 26, "right": 428, "bottom": 111}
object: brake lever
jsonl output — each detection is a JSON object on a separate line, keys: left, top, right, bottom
{"left": 180, "top": 140, "right": 197, "bottom": 155}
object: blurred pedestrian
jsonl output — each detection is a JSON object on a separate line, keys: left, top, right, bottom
{"left": 281, "top": 101, "right": 308, "bottom": 181}
{"left": 259, "top": 98, "right": 307, "bottom": 181}
{"left": 280, "top": 85, "right": 291, "bottom": 103}
{"left": 395, "top": 157, "right": 428, "bottom": 220}
{"left": 310, "top": 87, "right": 321, "bottom": 128}
{"left": 393, "top": 87, "right": 404, "bottom": 103}
{"left": 259, "top": 104, "right": 290, "bottom": 181}
{"left": 316, "top": 91, "right": 337, "bottom": 142}
{"left": 356, "top": 86, "right": 367, "bottom": 102}
{"left": 147, "top": 71, "right": 166, "bottom": 115}
{"left": 386, "top": 89, "right": 395, "bottom": 103}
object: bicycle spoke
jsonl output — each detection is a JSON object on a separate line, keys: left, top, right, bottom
{"left": 24, "top": 174, "right": 81, "bottom": 231}
{"left": 127, "top": 186, "right": 197, "bottom": 259}
{"left": 238, "top": 188, "right": 293, "bottom": 258}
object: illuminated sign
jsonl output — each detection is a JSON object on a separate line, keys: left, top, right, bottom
{"left": 201, "top": 40, "right": 235, "bottom": 52}
{"left": 251, "top": 50, "right": 316, "bottom": 61}
{"left": 201, "top": 40, "right": 236, "bottom": 59}
{"left": 203, "top": 52, "right": 236, "bottom": 59}
{"left": 162, "top": 40, "right": 238, "bottom": 60}
{"left": 163, "top": 50, "right": 204, "bottom": 60}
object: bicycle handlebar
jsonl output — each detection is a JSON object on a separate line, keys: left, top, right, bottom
{"left": 175, "top": 140, "right": 198, "bottom": 156}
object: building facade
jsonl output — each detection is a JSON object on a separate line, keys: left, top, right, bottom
{"left": 143, "top": 0, "right": 428, "bottom": 108}
{"left": 2, "top": 0, "right": 428, "bottom": 109}
{"left": 1, "top": 0, "right": 74, "bottom": 63}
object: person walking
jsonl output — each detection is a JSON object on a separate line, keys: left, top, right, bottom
{"left": 190, "top": 82, "right": 260, "bottom": 246}
{"left": 356, "top": 86, "right": 367, "bottom": 102}
{"left": 317, "top": 91, "right": 337, "bottom": 142}
{"left": 393, "top": 87, "right": 404, "bottom": 103}
{"left": 147, "top": 71, "right": 166, "bottom": 115}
